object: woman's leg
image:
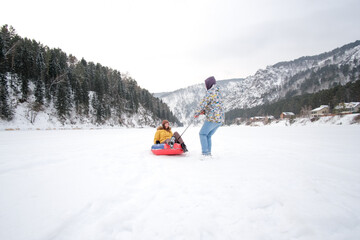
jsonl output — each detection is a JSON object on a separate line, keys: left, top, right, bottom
{"left": 207, "top": 123, "right": 221, "bottom": 154}
{"left": 199, "top": 121, "right": 211, "bottom": 154}
{"left": 163, "top": 138, "right": 171, "bottom": 144}
{"left": 173, "top": 132, "right": 184, "bottom": 144}
{"left": 199, "top": 121, "right": 221, "bottom": 155}
{"left": 173, "top": 132, "right": 188, "bottom": 152}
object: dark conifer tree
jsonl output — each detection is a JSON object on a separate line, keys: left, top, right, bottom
{"left": 0, "top": 73, "right": 13, "bottom": 120}
{"left": 81, "top": 79, "right": 89, "bottom": 115}
{"left": 0, "top": 25, "right": 14, "bottom": 120}
{"left": 34, "top": 47, "right": 45, "bottom": 105}
{"left": 34, "top": 77, "right": 44, "bottom": 106}
{"left": 55, "top": 78, "right": 72, "bottom": 120}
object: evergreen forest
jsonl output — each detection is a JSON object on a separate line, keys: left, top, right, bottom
{"left": 0, "top": 25, "right": 180, "bottom": 126}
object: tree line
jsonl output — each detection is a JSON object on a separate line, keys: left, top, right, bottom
{"left": 225, "top": 79, "right": 360, "bottom": 124}
{"left": 0, "top": 25, "right": 180, "bottom": 125}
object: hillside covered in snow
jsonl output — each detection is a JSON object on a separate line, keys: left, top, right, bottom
{"left": 0, "top": 25, "right": 180, "bottom": 129}
{"left": 157, "top": 41, "right": 360, "bottom": 124}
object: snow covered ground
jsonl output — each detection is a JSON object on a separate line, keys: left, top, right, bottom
{"left": 1, "top": 125, "right": 360, "bottom": 240}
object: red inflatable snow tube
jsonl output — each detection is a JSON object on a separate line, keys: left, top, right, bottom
{"left": 151, "top": 143, "right": 184, "bottom": 155}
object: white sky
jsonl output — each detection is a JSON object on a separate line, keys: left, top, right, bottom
{"left": 1, "top": 0, "right": 360, "bottom": 93}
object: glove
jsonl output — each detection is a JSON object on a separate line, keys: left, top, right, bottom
{"left": 156, "top": 140, "right": 160, "bottom": 144}
{"left": 195, "top": 110, "right": 205, "bottom": 118}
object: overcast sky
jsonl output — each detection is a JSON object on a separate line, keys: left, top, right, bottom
{"left": 2, "top": 0, "right": 360, "bottom": 93}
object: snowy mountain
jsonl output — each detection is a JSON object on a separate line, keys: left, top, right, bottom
{"left": 156, "top": 41, "right": 360, "bottom": 124}
{"left": 0, "top": 25, "right": 181, "bottom": 129}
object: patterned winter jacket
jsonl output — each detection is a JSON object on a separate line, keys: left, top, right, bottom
{"left": 195, "top": 84, "right": 225, "bottom": 123}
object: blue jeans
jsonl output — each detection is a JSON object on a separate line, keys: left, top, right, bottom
{"left": 199, "top": 121, "right": 222, "bottom": 155}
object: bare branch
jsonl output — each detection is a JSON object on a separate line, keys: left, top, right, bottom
{"left": 4, "top": 40, "right": 21, "bottom": 57}
{"left": 48, "top": 72, "right": 68, "bottom": 92}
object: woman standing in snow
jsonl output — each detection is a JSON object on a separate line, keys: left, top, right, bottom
{"left": 194, "top": 76, "right": 224, "bottom": 157}
{"left": 154, "top": 120, "right": 188, "bottom": 152}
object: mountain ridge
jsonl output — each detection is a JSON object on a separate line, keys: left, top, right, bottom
{"left": 156, "top": 40, "right": 360, "bottom": 124}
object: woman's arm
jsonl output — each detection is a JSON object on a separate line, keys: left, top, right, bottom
{"left": 194, "top": 91, "right": 210, "bottom": 117}
{"left": 154, "top": 130, "right": 160, "bottom": 144}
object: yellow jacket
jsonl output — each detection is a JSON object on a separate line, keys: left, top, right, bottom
{"left": 154, "top": 126, "right": 173, "bottom": 144}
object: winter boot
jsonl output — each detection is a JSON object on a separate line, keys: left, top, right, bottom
{"left": 169, "top": 136, "right": 175, "bottom": 148}
{"left": 181, "top": 143, "right": 188, "bottom": 152}
{"left": 200, "top": 154, "right": 212, "bottom": 161}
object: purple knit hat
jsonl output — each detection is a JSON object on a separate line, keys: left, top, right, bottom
{"left": 205, "top": 76, "right": 216, "bottom": 90}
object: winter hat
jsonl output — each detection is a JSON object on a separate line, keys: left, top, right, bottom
{"left": 205, "top": 76, "right": 216, "bottom": 90}
{"left": 162, "top": 119, "right": 169, "bottom": 129}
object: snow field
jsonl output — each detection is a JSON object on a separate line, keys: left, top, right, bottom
{"left": 0, "top": 126, "right": 360, "bottom": 240}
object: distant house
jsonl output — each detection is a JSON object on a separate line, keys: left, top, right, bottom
{"left": 311, "top": 105, "right": 329, "bottom": 118}
{"left": 280, "top": 112, "right": 295, "bottom": 119}
{"left": 334, "top": 102, "right": 360, "bottom": 113}
{"left": 250, "top": 116, "right": 275, "bottom": 122}
{"left": 234, "top": 117, "right": 246, "bottom": 125}
{"left": 250, "top": 116, "right": 265, "bottom": 122}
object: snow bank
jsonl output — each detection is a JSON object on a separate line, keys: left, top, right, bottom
{"left": 1, "top": 125, "right": 359, "bottom": 239}
{"left": 237, "top": 113, "right": 360, "bottom": 127}
{"left": 0, "top": 102, "right": 157, "bottom": 131}
{"left": 2, "top": 112, "right": 359, "bottom": 131}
